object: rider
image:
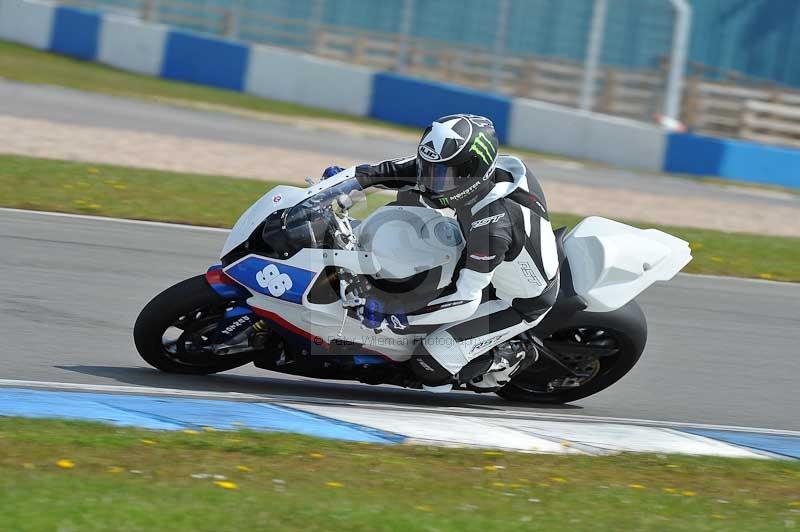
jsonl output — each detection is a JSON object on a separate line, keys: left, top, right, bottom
{"left": 325, "top": 114, "right": 560, "bottom": 392}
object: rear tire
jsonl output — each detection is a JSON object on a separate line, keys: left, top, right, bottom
{"left": 497, "top": 300, "right": 647, "bottom": 404}
{"left": 134, "top": 275, "right": 254, "bottom": 375}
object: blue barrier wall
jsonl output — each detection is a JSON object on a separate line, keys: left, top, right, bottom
{"left": 663, "top": 133, "right": 727, "bottom": 175}
{"left": 664, "top": 133, "right": 800, "bottom": 189}
{"left": 720, "top": 139, "right": 800, "bottom": 189}
{"left": 161, "top": 30, "right": 249, "bottom": 91}
{"left": 49, "top": 6, "right": 99, "bottom": 60}
{"left": 369, "top": 72, "right": 511, "bottom": 143}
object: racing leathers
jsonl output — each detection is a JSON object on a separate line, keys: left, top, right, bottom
{"left": 355, "top": 154, "right": 560, "bottom": 391}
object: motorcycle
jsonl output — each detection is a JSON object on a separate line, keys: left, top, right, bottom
{"left": 134, "top": 167, "right": 692, "bottom": 403}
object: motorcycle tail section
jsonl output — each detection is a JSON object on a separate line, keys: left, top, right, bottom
{"left": 564, "top": 216, "right": 692, "bottom": 312}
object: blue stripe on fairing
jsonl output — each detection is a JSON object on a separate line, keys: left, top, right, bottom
{"left": 682, "top": 429, "right": 800, "bottom": 459}
{"left": 225, "top": 256, "right": 316, "bottom": 305}
{"left": 0, "top": 388, "right": 404, "bottom": 444}
{"left": 210, "top": 283, "right": 249, "bottom": 299}
{"left": 49, "top": 6, "right": 100, "bottom": 60}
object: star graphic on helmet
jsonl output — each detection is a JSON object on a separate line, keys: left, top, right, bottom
{"left": 420, "top": 117, "right": 465, "bottom": 158}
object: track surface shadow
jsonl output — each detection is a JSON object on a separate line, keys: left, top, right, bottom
{"left": 55, "top": 365, "right": 581, "bottom": 411}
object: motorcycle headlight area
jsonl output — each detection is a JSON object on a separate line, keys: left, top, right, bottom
{"left": 357, "top": 207, "right": 464, "bottom": 281}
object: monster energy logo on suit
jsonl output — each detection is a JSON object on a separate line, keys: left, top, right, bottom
{"left": 470, "top": 132, "right": 496, "bottom": 165}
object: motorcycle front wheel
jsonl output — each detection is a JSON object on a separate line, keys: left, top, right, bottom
{"left": 134, "top": 275, "right": 255, "bottom": 375}
{"left": 497, "top": 300, "right": 647, "bottom": 404}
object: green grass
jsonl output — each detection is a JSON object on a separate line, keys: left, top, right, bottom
{"left": 3, "top": 154, "right": 798, "bottom": 281}
{"left": 1, "top": 417, "right": 798, "bottom": 531}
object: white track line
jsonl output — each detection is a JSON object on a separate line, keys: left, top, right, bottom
{"left": 1, "top": 378, "right": 798, "bottom": 438}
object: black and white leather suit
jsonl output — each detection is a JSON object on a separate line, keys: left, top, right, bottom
{"left": 356, "top": 154, "right": 560, "bottom": 388}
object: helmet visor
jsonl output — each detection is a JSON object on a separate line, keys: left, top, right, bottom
{"left": 416, "top": 159, "right": 478, "bottom": 193}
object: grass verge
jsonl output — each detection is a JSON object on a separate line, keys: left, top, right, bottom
{"left": 2, "top": 417, "right": 798, "bottom": 531}
{"left": 3, "top": 154, "right": 798, "bottom": 281}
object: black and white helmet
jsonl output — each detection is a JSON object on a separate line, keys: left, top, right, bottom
{"left": 416, "top": 114, "right": 500, "bottom": 209}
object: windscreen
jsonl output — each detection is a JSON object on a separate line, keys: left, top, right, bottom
{"left": 283, "top": 178, "right": 367, "bottom": 238}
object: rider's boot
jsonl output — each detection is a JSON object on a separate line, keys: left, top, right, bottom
{"left": 466, "top": 343, "right": 538, "bottom": 393}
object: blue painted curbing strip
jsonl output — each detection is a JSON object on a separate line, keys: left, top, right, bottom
{"left": 369, "top": 72, "right": 511, "bottom": 143}
{"left": 0, "top": 388, "right": 404, "bottom": 444}
{"left": 682, "top": 428, "right": 800, "bottom": 459}
{"left": 161, "top": 30, "right": 249, "bottom": 91}
{"left": 49, "top": 6, "right": 100, "bottom": 61}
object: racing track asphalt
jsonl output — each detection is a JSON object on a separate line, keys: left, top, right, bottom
{"left": 1, "top": 209, "right": 798, "bottom": 431}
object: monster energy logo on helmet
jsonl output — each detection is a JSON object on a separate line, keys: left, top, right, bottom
{"left": 470, "top": 132, "right": 496, "bottom": 165}
{"left": 438, "top": 197, "right": 449, "bottom": 206}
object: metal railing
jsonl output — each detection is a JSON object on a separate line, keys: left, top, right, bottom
{"left": 739, "top": 100, "right": 800, "bottom": 148}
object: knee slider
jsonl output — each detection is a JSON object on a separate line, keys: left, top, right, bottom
{"left": 410, "top": 343, "right": 453, "bottom": 386}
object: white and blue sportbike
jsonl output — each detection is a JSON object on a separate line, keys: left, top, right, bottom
{"left": 134, "top": 168, "right": 692, "bottom": 403}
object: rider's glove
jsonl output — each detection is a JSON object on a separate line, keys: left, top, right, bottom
{"left": 361, "top": 299, "right": 384, "bottom": 329}
{"left": 360, "top": 299, "right": 409, "bottom": 332}
{"left": 384, "top": 313, "right": 409, "bottom": 332}
{"left": 322, "top": 166, "right": 344, "bottom": 180}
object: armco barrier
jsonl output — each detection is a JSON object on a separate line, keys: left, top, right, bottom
{"left": 0, "top": 0, "right": 53, "bottom": 49}
{"left": 245, "top": 46, "right": 373, "bottom": 117}
{"left": 369, "top": 72, "right": 511, "bottom": 143}
{"left": 582, "top": 114, "right": 666, "bottom": 173}
{"left": 161, "top": 30, "right": 249, "bottom": 91}
{"left": 98, "top": 14, "right": 167, "bottom": 77}
{"left": 49, "top": 5, "right": 99, "bottom": 60}
{"left": 2, "top": 0, "right": 799, "bottom": 188}
{"left": 508, "top": 99, "right": 665, "bottom": 172}
{"left": 664, "top": 133, "right": 800, "bottom": 189}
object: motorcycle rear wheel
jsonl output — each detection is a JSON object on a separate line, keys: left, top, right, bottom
{"left": 497, "top": 300, "right": 647, "bottom": 404}
{"left": 134, "top": 275, "right": 255, "bottom": 375}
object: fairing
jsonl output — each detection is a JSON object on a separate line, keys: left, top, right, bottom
{"left": 564, "top": 216, "right": 692, "bottom": 312}
{"left": 220, "top": 167, "right": 359, "bottom": 259}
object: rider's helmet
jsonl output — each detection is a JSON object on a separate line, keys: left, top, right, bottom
{"left": 416, "top": 114, "right": 500, "bottom": 209}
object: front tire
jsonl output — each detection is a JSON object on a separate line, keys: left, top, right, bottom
{"left": 497, "top": 300, "right": 647, "bottom": 404}
{"left": 134, "top": 275, "right": 254, "bottom": 375}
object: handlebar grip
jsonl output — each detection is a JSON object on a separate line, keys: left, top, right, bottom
{"left": 362, "top": 298, "right": 384, "bottom": 329}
